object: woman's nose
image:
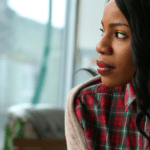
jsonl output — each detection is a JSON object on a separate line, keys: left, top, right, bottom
{"left": 95, "top": 37, "right": 112, "bottom": 55}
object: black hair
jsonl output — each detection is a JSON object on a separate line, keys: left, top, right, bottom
{"left": 74, "top": 0, "right": 150, "bottom": 148}
{"left": 114, "top": 0, "right": 150, "bottom": 147}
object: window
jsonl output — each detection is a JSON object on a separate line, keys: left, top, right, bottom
{"left": 73, "top": 0, "right": 106, "bottom": 87}
{"left": 0, "top": 0, "right": 67, "bottom": 148}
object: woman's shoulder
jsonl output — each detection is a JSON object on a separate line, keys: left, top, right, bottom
{"left": 76, "top": 76, "right": 102, "bottom": 98}
{"left": 74, "top": 75, "right": 126, "bottom": 102}
{"left": 70, "top": 75, "right": 101, "bottom": 97}
{"left": 74, "top": 75, "right": 120, "bottom": 99}
{"left": 67, "top": 74, "right": 126, "bottom": 106}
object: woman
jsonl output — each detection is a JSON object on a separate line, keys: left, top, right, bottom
{"left": 65, "top": 0, "right": 150, "bottom": 149}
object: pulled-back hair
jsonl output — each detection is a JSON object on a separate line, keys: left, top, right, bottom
{"left": 115, "top": 0, "right": 150, "bottom": 147}
{"left": 74, "top": 0, "right": 150, "bottom": 147}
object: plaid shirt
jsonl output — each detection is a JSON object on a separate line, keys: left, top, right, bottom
{"left": 75, "top": 78, "right": 150, "bottom": 150}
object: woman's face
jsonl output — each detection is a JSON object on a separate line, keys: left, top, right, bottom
{"left": 96, "top": 0, "right": 137, "bottom": 87}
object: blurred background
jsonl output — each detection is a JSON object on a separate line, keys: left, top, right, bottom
{"left": 0, "top": 0, "right": 107, "bottom": 148}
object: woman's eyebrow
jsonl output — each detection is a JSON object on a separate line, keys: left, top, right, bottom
{"left": 101, "top": 20, "right": 129, "bottom": 28}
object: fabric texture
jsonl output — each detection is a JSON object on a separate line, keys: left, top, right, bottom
{"left": 7, "top": 103, "right": 65, "bottom": 139}
{"left": 65, "top": 75, "right": 150, "bottom": 150}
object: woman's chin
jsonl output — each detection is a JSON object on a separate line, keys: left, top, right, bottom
{"left": 101, "top": 78, "right": 128, "bottom": 88}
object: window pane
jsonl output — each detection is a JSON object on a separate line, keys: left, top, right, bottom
{"left": 0, "top": 0, "right": 67, "bottom": 148}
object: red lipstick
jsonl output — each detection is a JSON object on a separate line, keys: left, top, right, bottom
{"left": 96, "top": 60, "right": 115, "bottom": 75}
{"left": 96, "top": 60, "right": 115, "bottom": 68}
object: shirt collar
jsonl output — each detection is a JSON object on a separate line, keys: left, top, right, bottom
{"left": 124, "top": 83, "right": 136, "bottom": 112}
{"left": 96, "top": 77, "right": 136, "bottom": 113}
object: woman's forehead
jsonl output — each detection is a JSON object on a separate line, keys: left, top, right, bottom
{"left": 104, "top": 0, "right": 119, "bottom": 14}
{"left": 102, "top": 0, "right": 129, "bottom": 26}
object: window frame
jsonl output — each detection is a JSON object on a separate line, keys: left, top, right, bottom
{"left": 58, "top": 0, "right": 79, "bottom": 109}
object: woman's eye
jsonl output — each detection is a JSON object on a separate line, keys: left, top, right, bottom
{"left": 99, "top": 28, "right": 127, "bottom": 39}
{"left": 99, "top": 28, "right": 104, "bottom": 36}
{"left": 115, "top": 31, "right": 126, "bottom": 39}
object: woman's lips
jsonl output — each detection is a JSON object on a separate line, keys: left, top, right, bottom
{"left": 97, "top": 67, "right": 115, "bottom": 75}
{"left": 96, "top": 60, "right": 115, "bottom": 75}
{"left": 96, "top": 60, "right": 115, "bottom": 68}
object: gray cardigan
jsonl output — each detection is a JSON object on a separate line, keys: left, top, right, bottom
{"left": 65, "top": 75, "right": 101, "bottom": 150}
